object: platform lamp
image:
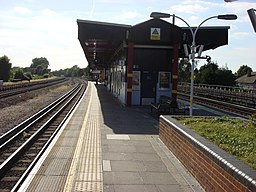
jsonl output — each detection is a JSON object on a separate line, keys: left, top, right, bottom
{"left": 150, "top": 12, "right": 237, "bottom": 116}
{"left": 247, "top": 8, "right": 256, "bottom": 32}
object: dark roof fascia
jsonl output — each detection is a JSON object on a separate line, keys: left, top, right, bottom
{"left": 180, "top": 25, "right": 230, "bottom": 52}
{"left": 77, "top": 19, "right": 131, "bottom": 29}
{"left": 181, "top": 26, "right": 230, "bottom": 30}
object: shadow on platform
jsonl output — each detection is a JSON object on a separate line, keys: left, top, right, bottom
{"left": 95, "top": 84, "right": 159, "bottom": 135}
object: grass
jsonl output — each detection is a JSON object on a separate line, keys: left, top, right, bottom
{"left": 176, "top": 115, "right": 256, "bottom": 170}
{"left": 3, "top": 76, "right": 57, "bottom": 85}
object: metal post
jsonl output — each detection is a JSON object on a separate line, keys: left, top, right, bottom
{"left": 189, "top": 16, "right": 218, "bottom": 116}
{"left": 189, "top": 43, "right": 196, "bottom": 116}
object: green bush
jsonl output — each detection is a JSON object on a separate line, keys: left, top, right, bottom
{"left": 43, "top": 73, "right": 49, "bottom": 78}
{"left": 177, "top": 116, "right": 256, "bottom": 169}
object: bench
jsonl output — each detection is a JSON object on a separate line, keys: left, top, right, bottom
{"left": 151, "top": 95, "right": 186, "bottom": 116}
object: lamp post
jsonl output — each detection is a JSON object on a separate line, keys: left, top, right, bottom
{"left": 247, "top": 8, "right": 256, "bottom": 32}
{"left": 150, "top": 12, "right": 237, "bottom": 116}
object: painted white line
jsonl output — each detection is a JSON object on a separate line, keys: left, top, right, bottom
{"left": 106, "top": 134, "right": 130, "bottom": 140}
{"left": 103, "top": 160, "right": 112, "bottom": 171}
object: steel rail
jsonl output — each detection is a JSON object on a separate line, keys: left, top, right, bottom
{"left": 11, "top": 83, "right": 86, "bottom": 191}
{"left": 0, "top": 78, "right": 67, "bottom": 99}
{"left": 11, "top": 83, "right": 85, "bottom": 191}
{"left": 0, "top": 83, "right": 79, "bottom": 146}
{"left": 0, "top": 84, "right": 81, "bottom": 176}
{"left": 0, "top": 81, "right": 86, "bottom": 191}
{"left": 178, "top": 92, "right": 256, "bottom": 117}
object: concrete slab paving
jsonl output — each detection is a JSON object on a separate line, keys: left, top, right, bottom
{"left": 95, "top": 83, "right": 203, "bottom": 192}
{"left": 21, "top": 82, "right": 204, "bottom": 192}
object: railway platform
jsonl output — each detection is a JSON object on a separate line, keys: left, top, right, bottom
{"left": 19, "top": 81, "right": 204, "bottom": 192}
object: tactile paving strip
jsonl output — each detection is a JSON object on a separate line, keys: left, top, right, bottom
{"left": 75, "top": 181, "right": 103, "bottom": 192}
{"left": 71, "top": 84, "right": 103, "bottom": 192}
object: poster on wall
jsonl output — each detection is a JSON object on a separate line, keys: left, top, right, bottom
{"left": 132, "top": 71, "right": 140, "bottom": 90}
{"left": 159, "top": 72, "right": 171, "bottom": 90}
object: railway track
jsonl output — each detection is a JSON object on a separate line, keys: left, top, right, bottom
{"left": 0, "top": 80, "right": 87, "bottom": 191}
{"left": 178, "top": 83, "right": 256, "bottom": 108}
{"left": 0, "top": 78, "right": 68, "bottom": 99}
{"left": 178, "top": 92, "right": 256, "bottom": 117}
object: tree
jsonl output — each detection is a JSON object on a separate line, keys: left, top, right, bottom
{"left": 0, "top": 55, "right": 12, "bottom": 82}
{"left": 84, "top": 66, "right": 91, "bottom": 77}
{"left": 13, "top": 67, "right": 24, "bottom": 79}
{"left": 215, "top": 68, "right": 235, "bottom": 86}
{"left": 196, "top": 62, "right": 235, "bottom": 86}
{"left": 78, "top": 68, "right": 85, "bottom": 77}
{"left": 178, "top": 59, "right": 191, "bottom": 82}
{"left": 10, "top": 67, "right": 31, "bottom": 81}
{"left": 51, "top": 66, "right": 87, "bottom": 77}
{"left": 235, "top": 65, "right": 252, "bottom": 78}
{"left": 196, "top": 62, "right": 219, "bottom": 84}
{"left": 24, "top": 72, "right": 32, "bottom": 80}
{"left": 35, "top": 65, "right": 43, "bottom": 76}
{"left": 30, "top": 57, "right": 49, "bottom": 75}
{"left": 67, "top": 65, "right": 82, "bottom": 77}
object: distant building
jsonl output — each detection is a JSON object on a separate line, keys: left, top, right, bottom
{"left": 235, "top": 71, "right": 256, "bottom": 89}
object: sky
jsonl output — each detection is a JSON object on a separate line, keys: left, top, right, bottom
{"left": 0, "top": 0, "right": 255, "bottom": 72}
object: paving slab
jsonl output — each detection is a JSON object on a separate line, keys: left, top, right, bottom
{"left": 95, "top": 83, "right": 203, "bottom": 192}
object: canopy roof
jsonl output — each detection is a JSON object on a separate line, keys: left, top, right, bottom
{"left": 77, "top": 19, "right": 230, "bottom": 68}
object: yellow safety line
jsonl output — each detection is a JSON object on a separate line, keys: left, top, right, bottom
{"left": 63, "top": 83, "right": 93, "bottom": 191}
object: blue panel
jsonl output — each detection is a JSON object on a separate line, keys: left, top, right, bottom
{"left": 132, "top": 90, "right": 141, "bottom": 105}
{"left": 156, "top": 83, "right": 172, "bottom": 102}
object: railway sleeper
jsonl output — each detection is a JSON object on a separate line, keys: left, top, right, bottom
{"left": 10, "top": 167, "right": 27, "bottom": 171}
{"left": 33, "top": 142, "right": 45, "bottom": 146}
{"left": 9, "top": 147, "right": 19, "bottom": 151}
{"left": 16, "top": 159, "right": 31, "bottom": 163}
{"left": 41, "top": 134, "right": 53, "bottom": 138}
{"left": 0, "top": 176, "right": 20, "bottom": 182}
{"left": 23, "top": 153, "right": 38, "bottom": 157}
{"left": 37, "top": 138, "right": 50, "bottom": 142}
{"left": 1, "top": 152, "right": 12, "bottom": 157}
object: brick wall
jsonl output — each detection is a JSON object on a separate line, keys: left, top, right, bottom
{"left": 159, "top": 116, "right": 256, "bottom": 192}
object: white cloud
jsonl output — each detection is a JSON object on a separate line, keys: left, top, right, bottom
{"left": 1, "top": 0, "right": 255, "bottom": 71}
{"left": 0, "top": 7, "right": 87, "bottom": 70}
{"left": 170, "top": 3, "right": 208, "bottom": 14}
{"left": 223, "top": 2, "right": 256, "bottom": 14}
{"left": 231, "top": 32, "right": 250, "bottom": 39}
{"left": 203, "top": 44, "right": 256, "bottom": 72}
{"left": 120, "top": 11, "right": 139, "bottom": 20}
{"left": 13, "top": 6, "right": 31, "bottom": 15}
{"left": 89, "top": 0, "right": 96, "bottom": 18}
{"left": 41, "top": 9, "right": 57, "bottom": 17}
{"left": 168, "top": 0, "right": 218, "bottom": 15}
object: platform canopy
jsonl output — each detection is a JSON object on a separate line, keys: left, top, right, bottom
{"left": 77, "top": 19, "right": 230, "bottom": 69}
{"left": 77, "top": 19, "right": 131, "bottom": 69}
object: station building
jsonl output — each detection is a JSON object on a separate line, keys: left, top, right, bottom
{"left": 77, "top": 18, "right": 230, "bottom": 106}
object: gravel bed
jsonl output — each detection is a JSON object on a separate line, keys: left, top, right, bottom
{"left": 0, "top": 83, "right": 75, "bottom": 136}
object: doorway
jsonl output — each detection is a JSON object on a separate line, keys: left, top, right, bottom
{"left": 141, "top": 71, "right": 157, "bottom": 105}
